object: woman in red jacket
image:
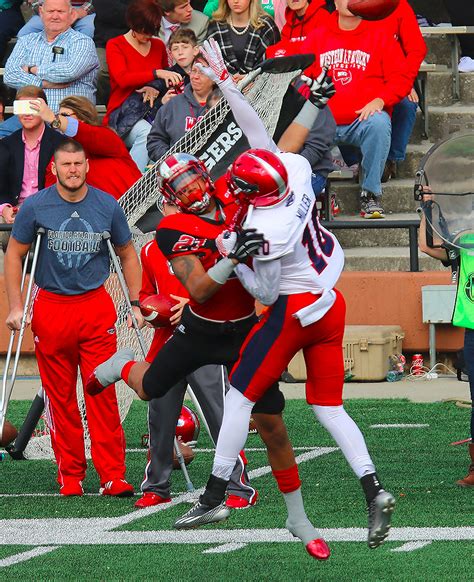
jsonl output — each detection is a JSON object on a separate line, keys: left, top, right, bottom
{"left": 33, "top": 96, "right": 142, "bottom": 200}
{"left": 105, "top": 0, "right": 182, "bottom": 171}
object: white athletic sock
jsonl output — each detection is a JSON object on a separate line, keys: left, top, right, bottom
{"left": 312, "top": 405, "right": 376, "bottom": 479}
{"left": 284, "top": 488, "right": 321, "bottom": 545}
{"left": 212, "top": 386, "right": 254, "bottom": 481}
{"left": 95, "top": 348, "right": 135, "bottom": 387}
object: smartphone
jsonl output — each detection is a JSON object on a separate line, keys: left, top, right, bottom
{"left": 13, "top": 100, "right": 40, "bottom": 115}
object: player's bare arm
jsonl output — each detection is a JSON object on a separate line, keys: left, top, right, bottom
{"left": 170, "top": 254, "right": 223, "bottom": 304}
{"left": 4, "top": 237, "right": 32, "bottom": 330}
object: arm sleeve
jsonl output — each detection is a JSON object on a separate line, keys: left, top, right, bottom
{"left": 299, "top": 107, "right": 337, "bottom": 166}
{"left": 106, "top": 38, "right": 155, "bottom": 90}
{"left": 76, "top": 122, "right": 130, "bottom": 158}
{"left": 219, "top": 77, "right": 277, "bottom": 152}
{"left": 36, "top": 36, "right": 99, "bottom": 83}
{"left": 234, "top": 259, "right": 281, "bottom": 306}
{"left": 3, "top": 39, "right": 43, "bottom": 89}
{"left": 397, "top": 5, "right": 427, "bottom": 84}
{"left": 378, "top": 36, "right": 413, "bottom": 107}
{"left": 11, "top": 198, "right": 37, "bottom": 244}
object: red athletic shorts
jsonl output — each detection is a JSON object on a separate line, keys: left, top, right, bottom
{"left": 230, "top": 289, "right": 346, "bottom": 406}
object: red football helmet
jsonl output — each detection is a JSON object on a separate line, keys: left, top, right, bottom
{"left": 159, "top": 153, "right": 214, "bottom": 214}
{"left": 226, "top": 149, "right": 289, "bottom": 208}
{"left": 175, "top": 405, "right": 200, "bottom": 444}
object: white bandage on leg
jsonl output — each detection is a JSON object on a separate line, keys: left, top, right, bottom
{"left": 312, "top": 405, "right": 376, "bottom": 479}
{"left": 212, "top": 386, "right": 254, "bottom": 481}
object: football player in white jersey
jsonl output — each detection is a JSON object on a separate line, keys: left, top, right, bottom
{"left": 175, "top": 39, "right": 395, "bottom": 553}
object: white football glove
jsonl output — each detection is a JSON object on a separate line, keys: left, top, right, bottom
{"left": 197, "top": 38, "right": 231, "bottom": 85}
{"left": 301, "top": 67, "right": 336, "bottom": 109}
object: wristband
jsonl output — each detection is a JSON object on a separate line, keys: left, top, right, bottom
{"left": 207, "top": 258, "right": 235, "bottom": 285}
{"left": 130, "top": 300, "right": 140, "bottom": 307}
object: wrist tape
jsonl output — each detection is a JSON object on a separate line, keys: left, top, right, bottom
{"left": 207, "top": 258, "right": 235, "bottom": 284}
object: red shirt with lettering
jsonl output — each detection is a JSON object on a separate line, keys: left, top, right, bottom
{"left": 155, "top": 179, "right": 254, "bottom": 322}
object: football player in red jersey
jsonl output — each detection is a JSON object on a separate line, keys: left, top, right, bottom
{"left": 135, "top": 196, "right": 257, "bottom": 510}
{"left": 174, "top": 40, "right": 395, "bottom": 552}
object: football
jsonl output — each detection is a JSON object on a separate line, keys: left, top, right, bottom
{"left": 0, "top": 420, "right": 18, "bottom": 447}
{"left": 172, "top": 439, "right": 195, "bottom": 469}
{"left": 139, "top": 294, "right": 176, "bottom": 327}
{"left": 347, "top": 0, "right": 399, "bottom": 20}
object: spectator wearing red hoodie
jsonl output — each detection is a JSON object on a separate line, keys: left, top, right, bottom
{"left": 303, "top": 0, "right": 411, "bottom": 218}
{"left": 266, "top": 0, "right": 329, "bottom": 57}
{"left": 34, "top": 96, "right": 142, "bottom": 200}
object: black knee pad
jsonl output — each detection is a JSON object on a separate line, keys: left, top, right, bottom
{"left": 252, "top": 382, "right": 285, "bottom": 415}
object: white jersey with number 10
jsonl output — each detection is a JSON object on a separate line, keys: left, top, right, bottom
{"left": 244, "top": 152, "right": 344, "bottom": 296}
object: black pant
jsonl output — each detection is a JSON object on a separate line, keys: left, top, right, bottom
{"left": 142, "top": 306, "right": 284, "bottom": 414}
{"left": 443, "top": 0, "right": 474, "bottom": 57}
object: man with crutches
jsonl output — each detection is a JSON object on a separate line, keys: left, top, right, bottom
{"left": 5, "top": 138, "right": 143, "bottom": 497}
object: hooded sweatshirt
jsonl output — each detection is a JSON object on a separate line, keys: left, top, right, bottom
{"left": 303, "top": 12, "right": 412, "bottom": 126}
{"left": 147, "top": 83, "right": 209, "bottom": 162}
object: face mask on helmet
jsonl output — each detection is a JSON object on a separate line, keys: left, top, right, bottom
{"left": 227, "top": 149, "right": 289, "bottom": 209}
{"left": 160, "top": 154, "right": 213, "bottom": 214}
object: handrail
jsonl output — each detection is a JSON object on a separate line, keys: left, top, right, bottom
{"left": 321, "top": 219, "right": 421, "bottom": 272}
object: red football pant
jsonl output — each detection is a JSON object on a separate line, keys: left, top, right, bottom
{"left": 231, "top": 290, "right": 346, "bottom": 406}
{"left": 31, "top": 287, "right": 126, "bottom": 486}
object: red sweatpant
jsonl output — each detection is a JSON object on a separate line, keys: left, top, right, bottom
{"left": 31, "top": 286, "right": 126, "bottom": 486}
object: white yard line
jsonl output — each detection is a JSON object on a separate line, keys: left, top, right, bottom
{"left": 391, "top": 541, "right": 432, "bottom": 552}
{"left": 0, "top": 547, "right": 59, "bottom": 568}
{"left": 370, "top": 424, "right": 430, "bottom": 428}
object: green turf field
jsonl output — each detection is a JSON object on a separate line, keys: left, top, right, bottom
{"left": 1, "top": 398, "right": 472, "bottom": 581}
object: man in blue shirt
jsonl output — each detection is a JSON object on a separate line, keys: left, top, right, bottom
{"left": 5, "top": 138, "right": 142, "bottom": 497}
{"left": 4, "top": 0, "right": 98, "bottom": 114}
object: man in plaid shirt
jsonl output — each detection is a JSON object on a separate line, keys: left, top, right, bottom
{"left": 19, "top": 0, "right": 95, "bottom": 37}
{"left": 4, "top": 0, "right": 98, "bottom": 113}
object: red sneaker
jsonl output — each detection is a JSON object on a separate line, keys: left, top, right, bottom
{"left": 60, "top": 481, "right": 84, "bottom": 497}
{"left": 100, "top": 479, "right": 134, "bottom": 497}
{"left": 85, "top": 371, "right": 107, "bottom": 396}
{"left": 134, "top": 492, "right": 172, "bottom": 508}
{"left": 225, "top": 490, "right": 258, "bottom": 509}
{"left": 306, "top": 538, "right": 331, "bottom": 560}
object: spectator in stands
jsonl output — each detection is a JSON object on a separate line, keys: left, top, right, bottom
{"left": 33, "top": 95, "right": 141, "bottom": 198}
{"left": 206, "top": 0, "right": 280, "bottom": 80}
{"left": 0, "top": 85, "right": 65, "bottom": 249}
{"left": 443, "top": 0, "right": 474, "bottom": 73}
{"left": 93, "top": 0, "right": 132, "bottom": 105}
{"left": 0, "top": 81, "right": 9, "bottom": 122}
{"left": 155, "top": 28, "right": 197, "bottom": 106}
{"left": 158, "top": 0, "right": 208, "bottom": 47}
{"left": 203, "top": 0, "right": 275, "bottom": 20}
{"left": 18, "top": 0, "right": 95, "bottom": 38}
{"left": 0, "top": 0, "right": 24, "bottom": 66}
{"left": 379, "top": 0, "right": 426, "bottom": 182}
{"left": 302, "top": 0, "right": 411, "bottom": 219}
{"left": 105, "top": 0, "right": 180, "bottom": 172}
{"left": 4, "top": 0, "right": 99, "bottom": 115}
{"left": 147, "top": 55, "right": 215, "bottom": 161}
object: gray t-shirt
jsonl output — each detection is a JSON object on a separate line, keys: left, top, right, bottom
{"left": 12, "top": 184, "right": 131, "bottom": 295}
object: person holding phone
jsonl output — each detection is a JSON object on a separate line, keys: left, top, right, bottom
{"left": 0, "top": 85, "right": 65, "bottom": 250}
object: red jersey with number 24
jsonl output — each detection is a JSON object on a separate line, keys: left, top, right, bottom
{"left": 155, "top": 179, "right": 255, "bottom": 321}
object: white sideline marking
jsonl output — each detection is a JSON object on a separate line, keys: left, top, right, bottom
{"left": 203, "top": 543, "right": 247, "bottom": 554}
{"left": 124, "top": 446, "right": 322, "bottom": 454}
{"left": 370, "top": 424, "right": 430, "bottom": 429}
{"left": 391, "top": 541, "right": 432, "bottom": 552}
{"left": 0, "top": 546, "right": 59, "bottom": 567}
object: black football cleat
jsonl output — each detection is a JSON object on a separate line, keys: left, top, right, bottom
{"left": 367, "top": 490, "right": 396, "bottom": 549}
{"left": 174, "top": 501, "right": 230, "bottom": 529}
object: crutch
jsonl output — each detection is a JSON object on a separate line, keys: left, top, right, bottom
{"left": 0, "top": 227, "right": 44, "bottom": 438}
{"left": 103, "top": 231, "right": 195, "bottom": 492}
{"left": 7, "top": 387, "right": 45, "bottom": 460}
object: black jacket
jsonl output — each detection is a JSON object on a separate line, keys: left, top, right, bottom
{"left": 0, "top": 124, "right": 66, "bottom": 207}
{"left": 93, "top": 0, "right": 132, "bottom": 48}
